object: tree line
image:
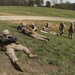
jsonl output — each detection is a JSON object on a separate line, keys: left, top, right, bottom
{"left": 45, "top": 0, "right": 75, "bottom": 10}
{"left": 52, "top": 3, "right": 75, "bottom": 10}
{"left": 0, "top": 0, "right": 75, "bottom": 10}
{"left": 0, "top": 0, "right": 43, "bottom": 6}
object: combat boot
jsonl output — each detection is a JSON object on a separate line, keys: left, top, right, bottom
{"left": 15, "top": 60, "right": 24, "bottom": 72}
{"left": 29, "top": 53, "right": 38, "bottom": 58}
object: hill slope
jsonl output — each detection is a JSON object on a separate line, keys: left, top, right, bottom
{"left": 0, "top": 6, "right": 75, "bottom": 18}
{"left": 0, "top": 21, "right": 75, "bottom": 75}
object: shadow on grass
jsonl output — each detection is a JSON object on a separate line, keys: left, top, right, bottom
{"left": 11, "top": 26, "right": 17, "bottom": 29}
{"left": 62, "top": 35, "right": 68, "bottom": 39}
{"left": 10, "top": 59, "right": 23, "bottom": 72}
{"left": 5, "top": 53, "right": 24, "bottom": 72}
{"left": 0, "top": 50, "right": 23, "bottom": 72}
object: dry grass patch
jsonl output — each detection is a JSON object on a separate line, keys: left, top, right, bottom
{"left": 0, "top": 12, "right": 18, "bottom": 16}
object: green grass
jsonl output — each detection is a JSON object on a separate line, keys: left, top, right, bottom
{"left": 0, "top": 6, "right": 75, "bottom": 18}
{"left": 0, "top": 21, "right": 75, "bottom": 75}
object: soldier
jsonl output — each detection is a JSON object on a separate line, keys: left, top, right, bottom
{"left": 0, "top": 29, "right": 38, "bottom": 71}
{"left": 43, "top": 22, "right": 50, "bottom": 31}
{"left": 17, "top": 23, "right": 49, "bottom": 43}
{"left": 29, "top": 23, "right": 38, "bottom": 31}
{"left": 68, "top": 22, "right": 74, "bottom": 39}
{"left": 17, "top": 22, "right": 26, "bottom": 30}
{"left": 59, "top": 22, "right": 65, "bottom": 36}
{"left": 73, "top": 22, "right": 75, "bottom": 31}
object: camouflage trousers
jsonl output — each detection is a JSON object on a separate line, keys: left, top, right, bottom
{"left": 31, "top": 33, "right": 49, "bottom": 42}
{"left": 59, "top": 29, "right": 64, "bottom": 36}
{"left": 68, "top": 31, "right": 73, "bottom": 39}
{"left": 6, "top": 43, "right": 31, "bottom": 62}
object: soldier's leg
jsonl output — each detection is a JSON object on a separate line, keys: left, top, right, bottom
{"left": 31, "top": 34, "right": 47, "bottom": 42}
{"left": 6, "top": 46, "right": 18, "bottom": 63}
{"left": 36, "top": 33, "right": 48, "bottom": 39}
{"left": 14, "top": 44, "right": 38, "bottom": 58}
{"left": 6, "top": 44, "right": 24, "bottom": 71}
{"left": 59, "top": 30, "right": 61, "bottom": 35}
{"left": 62, "top": 29, "right": 64, "bottom": 34}
{"left": 36, "top": 36, "right": 48, "bottom": 43}
{"left": 34, "top": 33, "right": 49, "bottom": 41}
{"left": 70, "top": 33, "right": 73, "bottom": 39}
{"left": 38, "top": 34, "right": 49, "bottom": 41}
{"left": 60, "top": 30, "right": 63, "bottom": 36}
{"left": 68, "top": 32, "right": 70, "bottom": 38}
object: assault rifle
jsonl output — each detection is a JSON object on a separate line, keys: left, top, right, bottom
{"left": 0, "top": 36, "right": 17, "bottom": 49}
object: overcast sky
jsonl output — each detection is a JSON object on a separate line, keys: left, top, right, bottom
{"left": 70, "top": 0, "right": 75, "bottom": 3}
{"left": 44, "top": 0, "right": 75, "bottom": 3}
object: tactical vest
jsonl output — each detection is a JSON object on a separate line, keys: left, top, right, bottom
{"left": 0, "top": 36, "right": 17, "bottom": 48}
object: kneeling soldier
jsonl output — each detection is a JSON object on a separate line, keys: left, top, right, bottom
{"left": 29, "top": 23, "right": 38, "bottom": 31}
{"left": 43, "top": 22, "right": 50, "bottom": 32}
{"left": 0, "top": 29, "right": 38, "bottom": 71}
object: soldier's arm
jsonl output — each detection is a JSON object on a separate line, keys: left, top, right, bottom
{"left": 15, "top": 40, "right": 20, "bottom": 45}
{"left": 1, "top": 45, "right": 6, "bottom": 51}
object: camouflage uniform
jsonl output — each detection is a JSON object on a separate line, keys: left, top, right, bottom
{"left": 43, "top": 22, "right": 50, "bottom": 31}
{"left": 20, "top": 25, "right": 49, "bottom": 43}
{"left": 68, "top": 22, "right": 74, "bottom": 39}
{"left": 29, "top": 23, "right": 38, "bottom": 31}
{"left": 73, "top": 22, "right": 75, "bottom": 31}
{"left": 2, "top": 30, "right": 38, "bottom": 63}
{"left": 59, "top": 22, "right": 64, "bottom": 36}
{"left": 17, "top": 22, "right": 26, "bottom": 31}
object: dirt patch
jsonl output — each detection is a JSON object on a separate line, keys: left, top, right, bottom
{"left": 21, "top": 60, "right": 59, "bottom": 74}
{"left": 52, "top": 12, "right": 65, "bottom": 17}
{"left": 0, "top": 12, "right": 10, "bottom": 15}
{"left": 0, "top": 12, "right": 17, "bottom": 16}
{"left": 11, "top": 20, "right": 35, "bottom": 24}
{"left": 50, "top": 23, "right": 59, "bottom": 31}
{"left": 0, "top": 51, "right": 59, "bottom": 75}
{"left": 39, "top": 62, "right": 59, "bottom": 73}
{"left": 10, "top": 20, "right": 68, "bottom": 32}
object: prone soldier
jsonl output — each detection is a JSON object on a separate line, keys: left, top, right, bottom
{"left": 17, "top": 22, "right": 26, "bottom": 30}
{"left": 0, "top": 29, "right": 38, "bottom": 71}
{"left": 17, "top": 23, "right": 49, "bottom": 43}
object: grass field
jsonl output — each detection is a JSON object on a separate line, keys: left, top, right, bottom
{"left": 0, "top": 6, "right": 75, "bottom": 18}
{"left": 0, "top": 21, "right": 75, "bottom": 75}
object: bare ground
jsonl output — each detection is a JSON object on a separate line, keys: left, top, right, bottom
{"left": 0, "top": 51, "right": 59, "bottom": 75}
{"left": 0, "top": 17, "right": 71, "bottom": 75}
{"left": 0, "top": 16, "right": 75, "bottom": 22}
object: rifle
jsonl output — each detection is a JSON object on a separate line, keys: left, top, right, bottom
{"left": 0, "top": 35, "right": 17, "bottom": 50}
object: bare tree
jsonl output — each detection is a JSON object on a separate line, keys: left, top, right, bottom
{"left": 59, "top": 0, "right": 63, "bottom": 3}
{"left": 64, "top": 0, "right": 70, "bottom": 3}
